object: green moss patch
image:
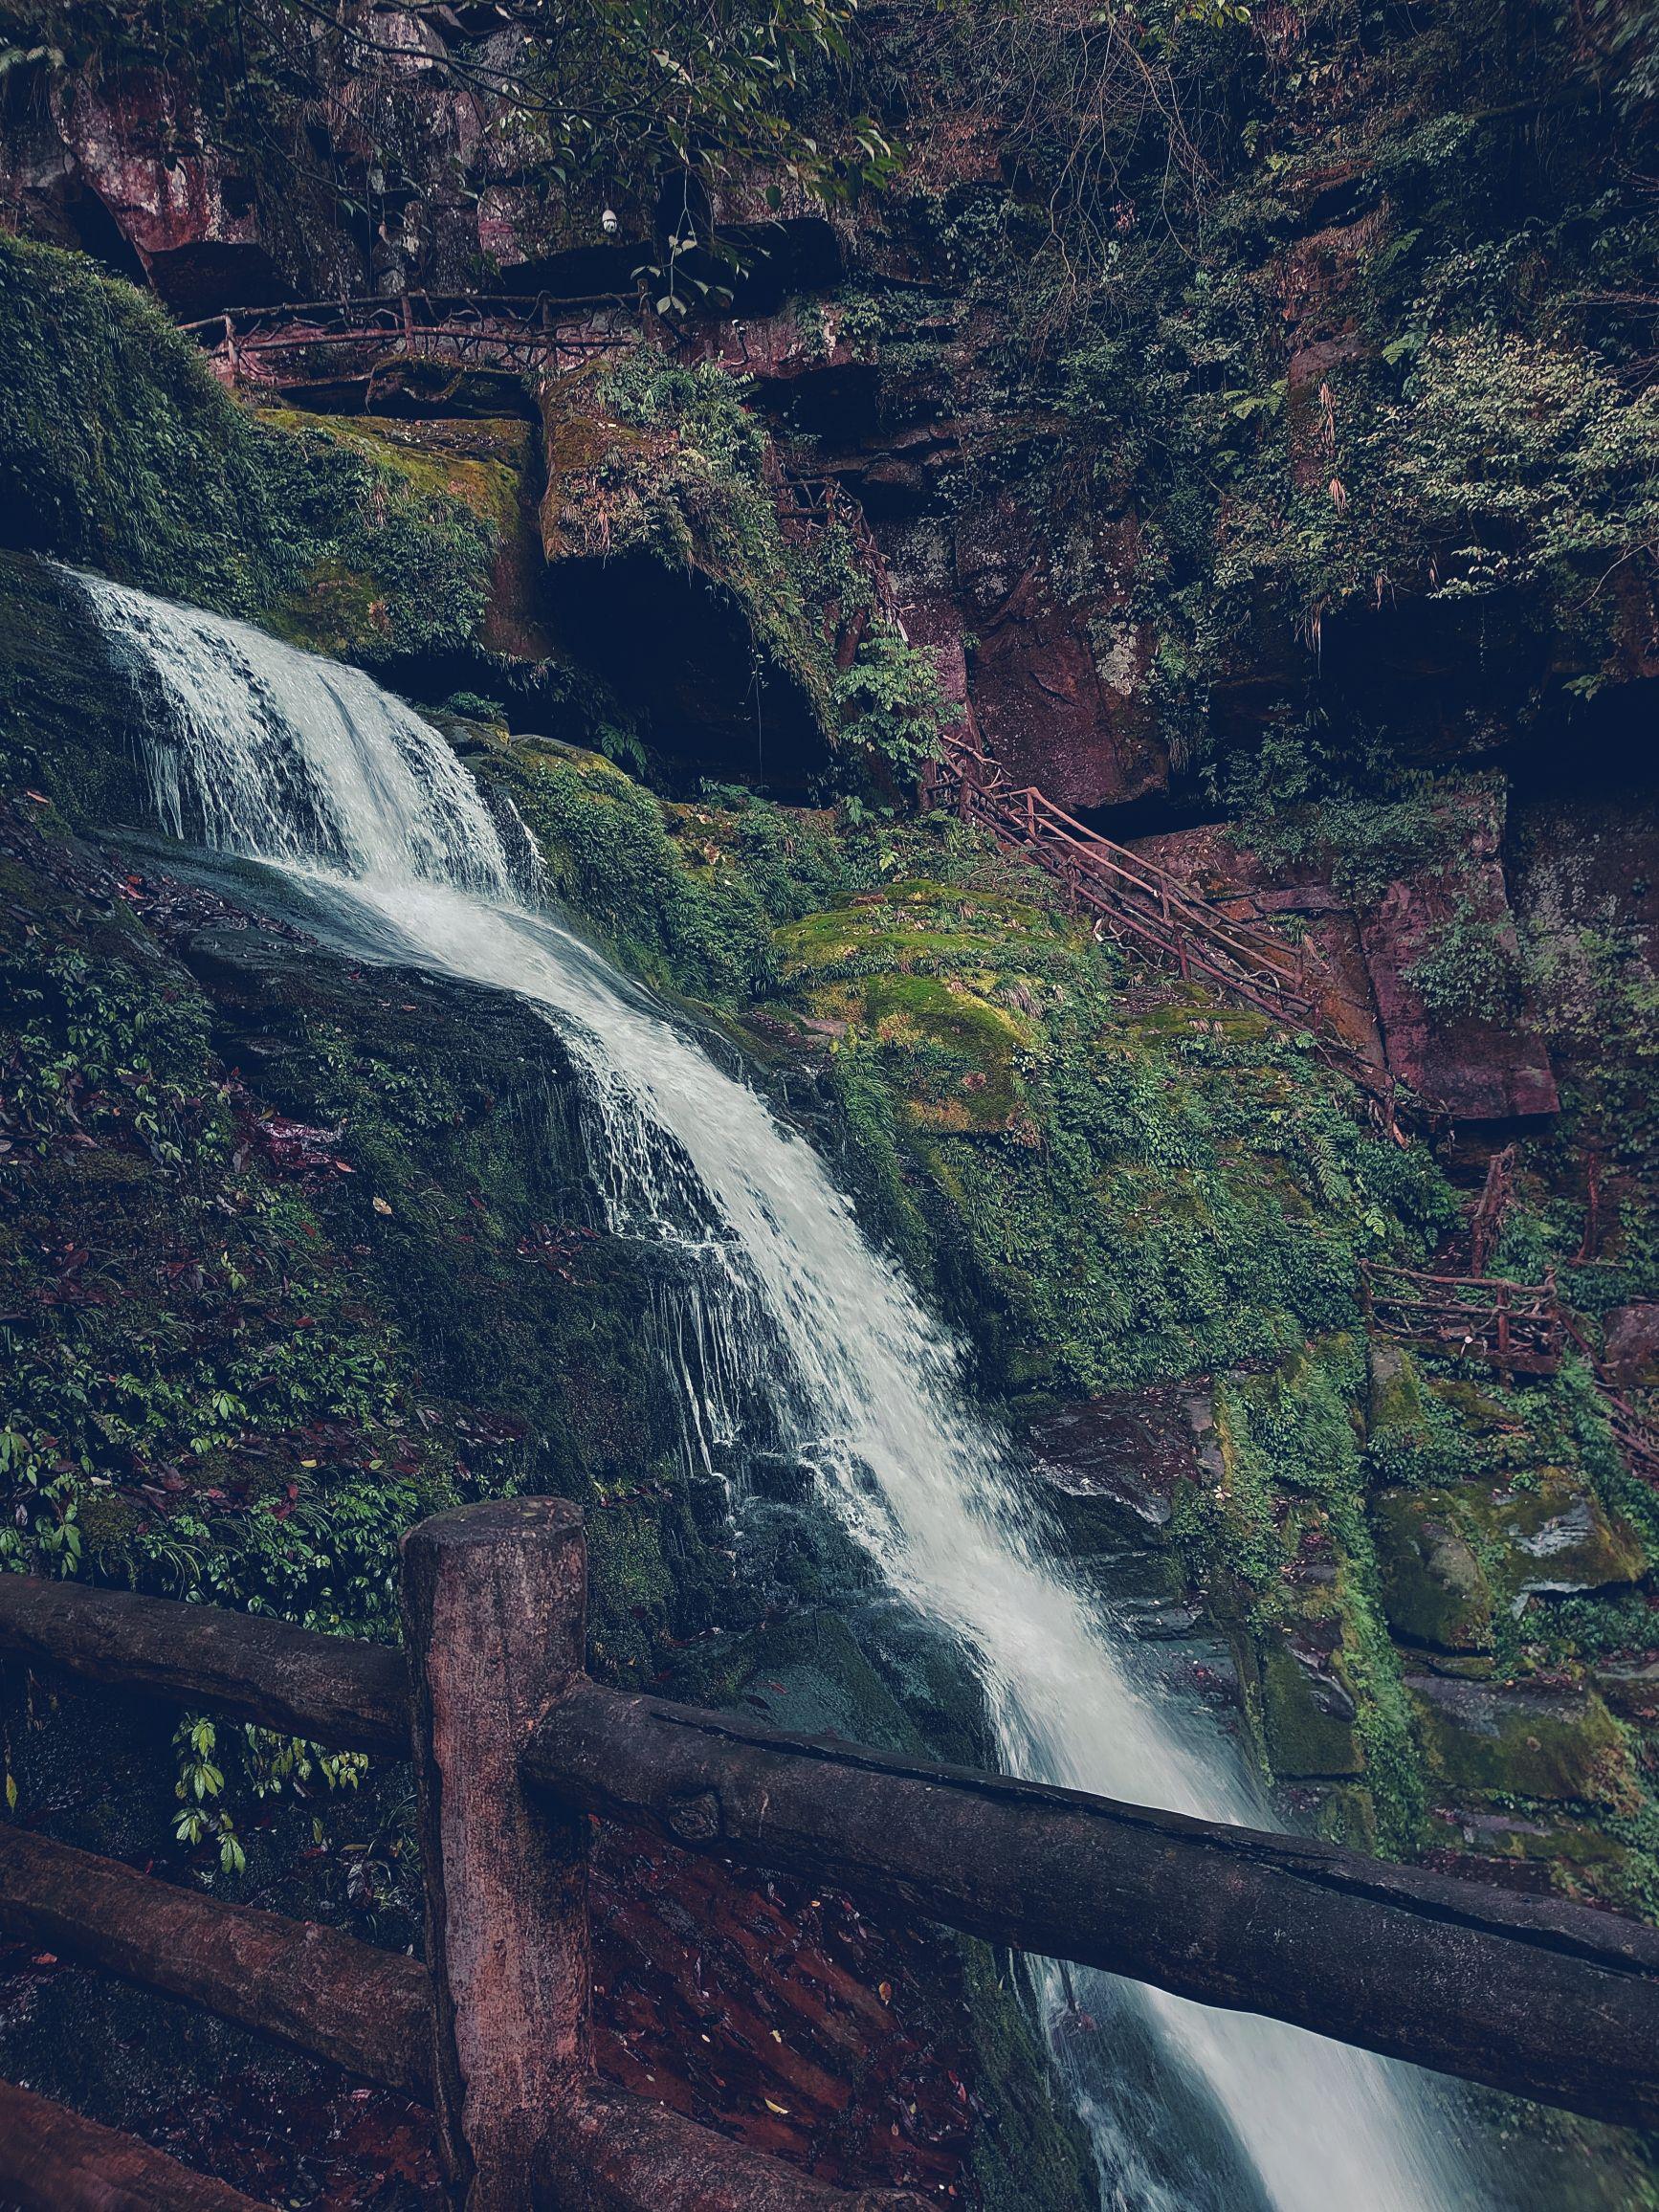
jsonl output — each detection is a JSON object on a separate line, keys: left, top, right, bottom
{"left": 0, "top": 235, "right": 498, "bottom": 664}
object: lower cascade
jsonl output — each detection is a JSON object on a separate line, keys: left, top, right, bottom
{"left": 79, "top": 568, "right": 1490, "bottom": 2212}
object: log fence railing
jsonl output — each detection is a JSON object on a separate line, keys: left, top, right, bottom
{"left": 1360, "top": 1260, "right": 1566, "bottom": 1377}
{"left": 3, "top": 1500, "right": 1659, "bottom": 2212}
{"left": 178, "top": 293, "right": 644, "bottom": 393}
{"left": 1362, "top": 1261, "right": 1659, "bottom": 1487}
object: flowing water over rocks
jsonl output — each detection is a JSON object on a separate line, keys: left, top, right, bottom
{"left": 77, "top": 568, "right": 1491, "bottom": 2212}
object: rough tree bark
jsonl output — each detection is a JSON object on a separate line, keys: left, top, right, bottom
{"left": 401, "top": 1497, "right": 591, "bottom": 2211}
{"left": 0, "top": 1576, "right": 408, "bottom": 1754}
{"left": 0, "top": 2078, "right": 276, "bottom": 2211}
{"left": 0, "top": 1825, "right": 431, "bottom": 2096}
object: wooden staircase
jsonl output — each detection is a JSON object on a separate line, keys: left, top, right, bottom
{"left": 930, "top": 726, "right": 1393, "bottom": 1112}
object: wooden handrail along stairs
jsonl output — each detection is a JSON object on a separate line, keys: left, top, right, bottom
{"left": 929, "top": 729, "right": 1395, "bottom": 1117}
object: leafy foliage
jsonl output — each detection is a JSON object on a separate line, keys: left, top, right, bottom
{"left": 833, "top": 624, "right": 960, "bottom": 785}
{"left": 0, "top": 234, "right": 498, "bottom": 654}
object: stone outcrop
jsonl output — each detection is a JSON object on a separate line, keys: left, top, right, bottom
{"left": 1, "top": 70, "right": 280, "bottom": 312}
{"left": 1130, "top": 786, "right": 1559, "bottom": 1124}
{"left": 1603, "top": 1305, "right": 1659, "bottom": 1388}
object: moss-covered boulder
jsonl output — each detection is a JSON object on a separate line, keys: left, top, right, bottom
{"left": 1488, "top": 1471, "right": 1648, "bottom": 1603}
{"left": 1408, "top": 1673, "right": 1630, "bottom": 1802}
{"left": 779, "top": 880, "right": 1051, "bottom": 1137}
{"left": 1374, "top": 1487, "right": 1496, "bottom": 1654}
{"left": 535, "top": 355, "right": 840, "bottom": 786}
{"left": 1256, "top": 1630, "right": 1366, "bottom": 1779}
{"left": 254, "top": 409, "right": 543, "bottom": 663}
{"left": 1375, "top": 1470, "right": 1644, "bottom": 1660}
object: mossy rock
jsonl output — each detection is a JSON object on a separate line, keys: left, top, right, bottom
{"left": 256, "top": 409, "right": 551, "bottom": 664}
{"left": 1255, "top": 1631, "right": 1365, "bottom": 1780}
{"left": 1367, "top": 1338, "right": 1431, "bottom": 1441}
{"left": 534, "top": 356, "right": 838, "bottom": 751}
{"left": 1486, "top": 1471, "right": 1648, "bottom": 1601}
{"left": 1407, "top": 1673, "right": 1629, "bottom": 1802}
{"left": 0, "top": 551, "right": 149, "bottom": 825}
{"left": 1431, "top": 1804, "right": 1642, "bottom": 1910}
{"left": 824, "top": 970, "right": 1033, "bottom": 1134}
{"left": 1373, "top": 1487, "right": 1495, "bottom": 1653}
{"left": 776, "top": 878, "right": 1055, "bottom": 982}
{"left": 1425, "top": 1375, "right": 1517, "bottom": 1434}
{"left": 1373, "top": 1468, "right": 1644, "bottom": 1660}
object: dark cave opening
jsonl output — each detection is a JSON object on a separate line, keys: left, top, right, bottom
{"left": 542, "top": 550, "right": 833, "bottom": 799}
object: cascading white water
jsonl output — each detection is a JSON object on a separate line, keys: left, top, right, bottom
{"left": 77, "top": 568, "right": 1491, "bottom": 2212}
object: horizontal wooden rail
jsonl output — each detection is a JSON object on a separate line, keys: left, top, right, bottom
{"left": 0, "top": 1826, "right": 431, "bottom": 2096}
{"left": 0, "top": 2077, "right": 275, "bottom": 2210}
{"left": 0, "top": 1576, "right": 409, "bottom": 1754}
{"left": 1361, "top": 1260, "right": 1564, "bottom": 1373}
{"left": 179, "top": 291, "right": 648, "bottom": 392}
{"left": 177, "top": 291, "right": 631, "bottom": 336}
{"left": 523, "top": 1680, "right": 1659, "bottom": 2133}
{"left": 0, "top": 1832, "right": 909, "bottom": 2209}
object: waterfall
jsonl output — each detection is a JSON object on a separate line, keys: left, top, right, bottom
{"left": 77, "top": 568, "right": 1489, "bottom": 2212}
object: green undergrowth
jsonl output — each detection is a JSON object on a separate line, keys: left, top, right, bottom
{"left": 0, "top": 233, "right": 499, "bottom": 657}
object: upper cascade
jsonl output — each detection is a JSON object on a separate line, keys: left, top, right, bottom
{"left": 74, "top": 568, "right": 516, "bottom": 900}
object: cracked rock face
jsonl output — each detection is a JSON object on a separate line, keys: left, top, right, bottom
{"left": 1603, "top": 1303, "right": 1659, "bottom": 1388}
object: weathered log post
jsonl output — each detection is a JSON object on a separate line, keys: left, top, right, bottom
{"left": 401, "top": 1498, "right": 590, "bottom": 2211}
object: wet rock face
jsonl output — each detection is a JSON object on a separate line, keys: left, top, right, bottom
{"left": 1025, "top": 1388, "right": 1206, "bottom": 1550}
{"left": 948, "top": 497, "right": 1166, "bottom": 812}
{"left": 5, "top": 71, "right": 280, "bottom": 315}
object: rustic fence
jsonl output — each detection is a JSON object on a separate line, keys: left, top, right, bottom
{"left": 1361, "top": 1260, "right": 1566, "bottom": 1376}
{"left": 929, "top": 731, "right": 1397, "bottom": 1107}
{"left": 1363, "top": 1260, "right": 1659, "bottom": 1494}
{"left": 178, "top": 293, "right": 643, "bottom": 395}
{"left": 2, "top": 1498, "right": 1658, "bottom": 2211}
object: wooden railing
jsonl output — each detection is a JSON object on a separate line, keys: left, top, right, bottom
{"left": 178, "top": 292, "right": 642, "bottom": 392}
{"left": 766, "top": 464, "right": 910, "bottom": 654}
{"left": 1364, "top": 1261, "right": 1659, "bottom": 1490}
{"left": 1, "top": 1500, "right": 1658, "bottom": 2211}
{"left": 1361, "top": 1261, "right": 1566, "bottom": 1376}
{"left": 930, "top": 730, "right": 1397, "bottom": 1092}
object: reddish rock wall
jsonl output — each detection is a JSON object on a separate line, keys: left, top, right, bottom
{"left": 1131, "top": 790, "right": 1560, "bottom": 1125}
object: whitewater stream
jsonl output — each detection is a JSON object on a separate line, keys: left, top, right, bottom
{"left": 77, "top": 568, "right": 1492, "bottom": 2212}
